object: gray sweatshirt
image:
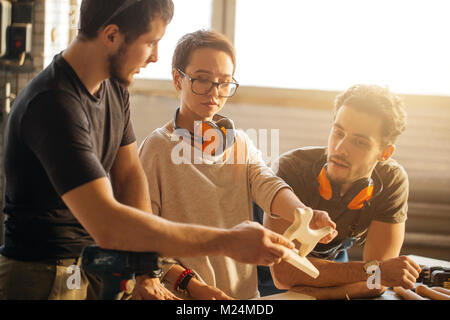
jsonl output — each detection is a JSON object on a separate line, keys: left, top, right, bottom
{"left": 139, "top": 124, "right": 290, "bottom": 299}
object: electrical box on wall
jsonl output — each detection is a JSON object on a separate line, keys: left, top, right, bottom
{"left": 8, "top": 1, "right": 33, "bottom": 60}
{"left": 0, "top": 0, "right": 12, "bottom": 58}
{"left": 9, "top": 23, "right": 32, "bottom": 58}
{"left": 0, "top": 1, "right": 34, "bottom": 71}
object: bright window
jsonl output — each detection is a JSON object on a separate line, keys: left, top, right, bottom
{"left": 137, "top": 0, "right": 213, "bottom": 80}
{"left": 44, "top": 0, "right": 71, "bottom": 67}
{"left": 234, "top": 0, "right": 450, "bottom": 96}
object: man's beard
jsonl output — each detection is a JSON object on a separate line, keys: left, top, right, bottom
{"left": 326, "top": 157, "right": 352, "bottom": 185}
{"left": 108, "top": 43, "right": 132, "bottom": 87}
{"left": 326, "top": 170, "right": 349, "bottom": 186}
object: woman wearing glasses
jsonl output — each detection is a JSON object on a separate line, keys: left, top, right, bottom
{"left": 139, "top": 30, "right": 337, "bottom": 300}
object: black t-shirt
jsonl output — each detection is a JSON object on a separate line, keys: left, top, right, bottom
{"left": 1, "top": 53, "right": 136, "bottom": 260}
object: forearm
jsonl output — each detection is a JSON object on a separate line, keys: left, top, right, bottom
{"left": 163, "top": 264, "right": 187, "bottom": 286}
{"left": 163, "top": 263, "right": 231, "bottom": 300}
{"left": 272, "top": 258, "right": 369, "bottom": 288}
{"left": 103, "top": 202, "right": 228, "bottom": 257}
{"left": 63, "top": 179, "right": 228, "bottom": 257}
{"left": 363, "top": 221, "right": 405, "bottom": 261}
{"left": 269, "top": 188, "right": 307, "bottom": 222}
{"left": 293, "top": 281, "right": 386, "bottom": 300}
{"left": 364, "top": 250, "right": 399, "bottom": 262}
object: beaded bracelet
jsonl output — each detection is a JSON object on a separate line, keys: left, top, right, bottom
{"left": 174, "top": 269, "right": 194, "bottom": 292}
{"left": 177, "top": 273, "right": 195, "bottom": 294}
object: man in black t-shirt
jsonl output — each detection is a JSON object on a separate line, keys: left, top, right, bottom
{"left": 0, "top": 0, "right": 321, "bottom": 300}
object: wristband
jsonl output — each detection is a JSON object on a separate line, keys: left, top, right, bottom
{"left": 174, "top": 269, "right": 193, "bottom": 292}
{"left": 177, "top": 273, "right": 195, "bottom": 295}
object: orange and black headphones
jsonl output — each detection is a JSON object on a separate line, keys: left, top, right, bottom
{"left": 172, "top": 107, "right": 236, "bottom": 156}
{"left": 316, "top": 162, "right": 382, "bottom": 210}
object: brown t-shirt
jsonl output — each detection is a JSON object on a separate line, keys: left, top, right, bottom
{"left": 271, "top": 146, "right": 408, "bottom": 255}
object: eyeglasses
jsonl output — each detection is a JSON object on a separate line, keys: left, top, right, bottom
{"left": 101, "top": 0, "right": 142, "bottom": 28}
{"left": 177, "top": 69, "right": 239, "bottom": 98}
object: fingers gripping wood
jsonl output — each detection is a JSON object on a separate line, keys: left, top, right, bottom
{"left": 282, "top": 208, "right": 333, "bottom": 279}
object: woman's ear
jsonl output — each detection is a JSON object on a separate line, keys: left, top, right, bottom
{"left": 380, "top": 144, "right": 395, "bottom": 161}
{"left": 172, "top": 68, "right": 182, "bottom": 91}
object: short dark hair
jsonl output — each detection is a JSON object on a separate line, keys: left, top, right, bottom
{"left": 78, "top": 0, "right": 174, "bottom": 43}
{"left": 334, "top": 84, "right": 407, "bottom": 145}
{"left": 172, "top": 29, "right": 236, "bottom": 73}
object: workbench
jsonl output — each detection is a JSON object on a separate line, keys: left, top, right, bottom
{"left": 257, "top": 255, "right": 450, "bottom": 300}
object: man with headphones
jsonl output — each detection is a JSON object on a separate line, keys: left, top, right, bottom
{"left": 256, "top": 84, "right": 422, "bottom": 299}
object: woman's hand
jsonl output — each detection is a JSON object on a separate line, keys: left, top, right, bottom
{"left": 310, "top": 209, "right": 338, "bottom": 244}
{"left": 187, "top": 278, "right": 235, "bottom": 300}
{"left": 131, "top": 275, "right": 181, "bottom": 300}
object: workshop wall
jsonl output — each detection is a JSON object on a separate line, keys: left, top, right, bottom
{"left": 129, "top": 94, "right": 450, "bottom": 205}
{"left": 0, "top": 0, "right": 74, "bottom": 98}
{"left": 0, "top": 0, "right": 44, "bottom": 94}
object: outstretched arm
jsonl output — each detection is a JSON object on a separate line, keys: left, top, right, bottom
{"left": 62, "top": 177, "right": 294, "bottom": 264}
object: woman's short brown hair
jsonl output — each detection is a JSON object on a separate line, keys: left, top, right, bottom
{"left": 334, "top": 84, "right": 407, "bottom": 145}
{"left": 172, "top": 30, "right": 236, "bottom": 73}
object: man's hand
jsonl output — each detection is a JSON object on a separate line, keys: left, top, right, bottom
{"left": 310, "top": 209, "right": 338, "bottom": 244}
{"left": 187, "top": 279, "right": 235, "bottom": 300}
{"left": 131, "top": 276, "right": 181, "bottom": 300}
{"left": 225, "top": 221, "right": 295, "bottom": 266}
{"left": 379, "top": 256, "right": 422, "bottom": 289}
